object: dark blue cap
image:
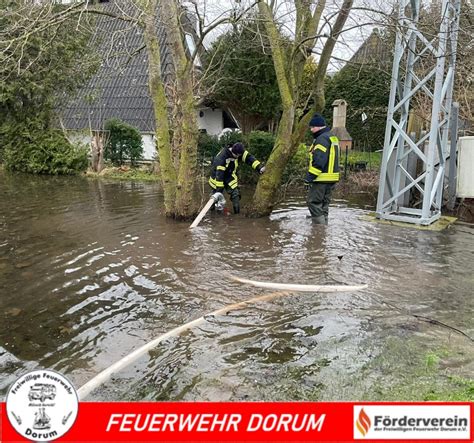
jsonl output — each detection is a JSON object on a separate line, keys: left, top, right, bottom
{"left": 309, "top": 113, "right": 326, "bottom": 127}
{"left": 231, "top": 142, "right": 245, "bottom": 156}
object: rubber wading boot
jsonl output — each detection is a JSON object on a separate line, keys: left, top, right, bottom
{"left": 312, "top": 215, "right": 326, "bottom": 224}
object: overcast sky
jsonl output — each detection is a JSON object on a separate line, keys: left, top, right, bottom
{"left": 185, "top": 0, "right": 391, "bottom": 72}
{"left": 58, "top": 0, "right": 390, "bottom": 72}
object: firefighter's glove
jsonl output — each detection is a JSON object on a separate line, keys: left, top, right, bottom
{"left": 304, "top": 181, "right": 311, "bottom": 191}
{"left": 259, "top": 166, "right": 266, "bottom": 175}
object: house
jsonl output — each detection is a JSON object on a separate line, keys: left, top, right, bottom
{"left": 60, "top": 1, "right": 236, "bottom": 161}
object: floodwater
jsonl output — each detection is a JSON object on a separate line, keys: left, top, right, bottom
{"left": 1, "top": 171, "right": 473, "bottom": 401}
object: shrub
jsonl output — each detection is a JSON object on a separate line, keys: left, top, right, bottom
{"left": 104, "top": 118, "right": 143, "bottom": 165}
{"left": 283, "top": 143, "right": 308, "bottom": 184}
{"left": 219, "top": 131, "right": 245, "bottom": 150}
{"left": 197, "top": 132, "right": 221, "bottom": 162}
{"left": 0, "top": 3, "right": 98, "bottom": 174}
{"left": 240, "top": 131, "right": 275, "bottom": 184}
{"left": 324, "top": 64, "right": 391, "bottom": 151}
{"left": 246, "top": 131, "right": 275, "bottom": 161}
{"left": 2, "top": 120, "right": 88, "bottom": 175}
{"left": 203, "top": 18, "right": 282, "bottom": 132}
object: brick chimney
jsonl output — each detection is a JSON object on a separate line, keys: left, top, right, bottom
{"left": 332, "top": 99, "right": 347, "bottom": 128}
{"left": 331, "top": 99, "right": 352, "bottom": 150}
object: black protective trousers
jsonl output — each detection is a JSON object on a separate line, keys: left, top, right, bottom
{"left": 306, "top": 182, "right": 336, "bottom": 224}
{"left": 212, "top": 186, "right": 241, "bottom": 214}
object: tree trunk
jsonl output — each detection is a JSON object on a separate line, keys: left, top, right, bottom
{"left": 249, "top": 0, "right": 354, "bottom": 217}
{"left": 90, "top": 132, "right": 105, "bottom": 173}
{"left": 91, "top": 136, "right": 99, "bottom": 172}
{"left": 161, "top": 0, "right": 199, "bottom": 219}
{"left": 142, "top": 0, "right": 177, "bottom": 216}
{"left": 250, "top": 1, "right": 297, "bottom": 216}
{"left": 249, "top": 105, "right": 296, "bottom": 215}
{"left": 96, "top": 132, "right": 105, "bottom": 173}
{"left": 97, "top": 136, "right": 104, "bottom": 173}
{"left": 174, "top": 91, "right": 200, "bottom": 219}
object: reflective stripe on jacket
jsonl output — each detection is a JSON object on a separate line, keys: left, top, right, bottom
{"left": 306, "top": 127, "right": 340, "bottom": 183}
{"left": 209, "top": 148, "right": 261, "bottom": 191}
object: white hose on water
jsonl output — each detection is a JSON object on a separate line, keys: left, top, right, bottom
{"left": 190, "top": 192, "right": 225, "bottom": 228}
{"left": 77, "top": 290, "right": 290, "bottom": 399}
{"left": 77, "top": 276, "right": 367, "bottom": 399}
{"left": 189, "top": 197, "right": 215, "bottom": 228}
{"left": 228, "top": 274, "right": 368, "bottom": 292}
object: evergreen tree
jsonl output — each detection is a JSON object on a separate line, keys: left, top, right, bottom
{"left": 0, "top": 0, "right": 98, "bottom": 173}
{"left": 203, "top": 18, "right": 282, "bottom": 133}
{"left": 325, "top": 65, "right": 391, "bottom": 151}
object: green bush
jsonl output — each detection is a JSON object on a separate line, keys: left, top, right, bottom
{"left": 0, "top": 2, "right": 98, "bottom": 174}
{"left": 104, "top": 118, "right": 143, "bottom": 166}
{"left": 1, "top": 118, "right": 88, "bottom": 175}
{"left": 246, "top": 131, "right": 275, "bottom": 161}
{"left": 240, "top": 131, "right": 275, "bottom": 184}
{"left": 203, "top": 18, "right": 282, "bottom": 131}
{"left": 219, "top": 131, "right": 245, "bottom": 150}
{"left": 197, "top": 132, "right": 221, "bottom": 162}
{"left": 283, "top": 143, "right": 308, "bottom": 184}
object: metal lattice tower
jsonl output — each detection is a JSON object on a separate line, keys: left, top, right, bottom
{"left": 376, "top": 0, "right": 461, "bottom": 225}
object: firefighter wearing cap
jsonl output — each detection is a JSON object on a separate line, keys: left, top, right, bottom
{"left": 305, "top": 113, "right": 340, "bottom": 224}
{"left": 209, "top": 142, "right": 265, "bottom": 214}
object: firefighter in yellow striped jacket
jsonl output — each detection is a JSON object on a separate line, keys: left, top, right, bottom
{"left": 209, "top": 142, "right": 265, "bottom": 214}
{"left": 305, "top": 114, "right": 340, "bottom": 224}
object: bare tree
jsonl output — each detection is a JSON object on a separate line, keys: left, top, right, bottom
{"left": 248, "top": 0, "right": 355, "bottom": 216}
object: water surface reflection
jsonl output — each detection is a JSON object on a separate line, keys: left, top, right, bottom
{"left": 1, "top": 172, "right": 473, "bottom": 400}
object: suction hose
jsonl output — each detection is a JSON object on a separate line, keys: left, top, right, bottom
{"left": 77, "top": 276, "right": 367, "bottom": 399}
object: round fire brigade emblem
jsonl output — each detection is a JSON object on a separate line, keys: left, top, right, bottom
{"left": 6, "top": 369, "right": 79, "bottom": 441}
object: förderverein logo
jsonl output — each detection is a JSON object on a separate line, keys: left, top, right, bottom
{"left": 355, "top": 408, "right": 371, "bottom": 437}
{"left": 354, "top": 405, "right": 471, "bottom": 440}
{"left": 6, "top": 369, "right": 79, "bottom": 442}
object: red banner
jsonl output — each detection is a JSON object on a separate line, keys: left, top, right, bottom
{"left": 1, "top": 401, "right": 473, "bottom": 442}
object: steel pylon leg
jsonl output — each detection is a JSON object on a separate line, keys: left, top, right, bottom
{"left": 376, "top": 0, "right": 461, "bottom": 225}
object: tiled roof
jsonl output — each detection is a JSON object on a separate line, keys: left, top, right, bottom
{"left": 60, "top": 3, "right": 174, "bottom": 132}
{"left": 349, "top": 29, "right": 392, "bottom": 67}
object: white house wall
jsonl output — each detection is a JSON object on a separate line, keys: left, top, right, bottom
{"left": 198, "top": 107, "right": 224, "bottom": 136}
{"left": 142, "top": 134, "right": 156, "bottom": 160}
